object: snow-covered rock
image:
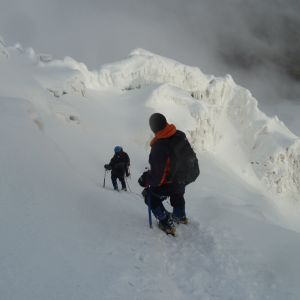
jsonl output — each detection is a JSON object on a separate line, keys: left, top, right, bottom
{"left": 36, "top": 68, "right": 87, "bottom": 99}
{"left": 34, "top": 57, "right": 87, "bottom": 99}
{"left": 0, "top": 36, "right": 9, "bottom": 58}
{"left": 37, "top": 54, "right": 53, "bottom": 62}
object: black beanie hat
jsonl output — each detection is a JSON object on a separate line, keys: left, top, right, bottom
{"left": 149, "top": 113, "right": 167, "bottom": 133}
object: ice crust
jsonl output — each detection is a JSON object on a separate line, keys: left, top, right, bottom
{"left": 1, "top": 41, "right": 299, "bottom": 200}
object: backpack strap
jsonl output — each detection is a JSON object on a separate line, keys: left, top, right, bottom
{"left": 152, "top": 135, "right": 179, "bottom": 182}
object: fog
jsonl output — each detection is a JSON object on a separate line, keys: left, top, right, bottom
{"left": 1, "top": 0, "right": 300, "bottom": 104}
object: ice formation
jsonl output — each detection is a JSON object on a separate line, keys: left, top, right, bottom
{"left": 97, "top": 48, "right": 213, "bottom": 91}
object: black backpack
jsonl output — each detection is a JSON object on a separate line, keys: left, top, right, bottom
{"left": 156, "top": 134, "right": 200, "bottom": 189}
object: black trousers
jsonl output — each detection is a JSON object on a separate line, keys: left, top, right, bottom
{"left": 148, "top": 183, "right": 185, "bottom": 210}
{"left": 111, "top": 169, "right": 125, "bottom": 181}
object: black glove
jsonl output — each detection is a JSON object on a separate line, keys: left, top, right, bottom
{"left": 104, "top": 164, "right": 112, "bottom": 170}
{"left": 138, "top": 171, "right": 148, "bottom": 187}
{"left": 142, "top": 188, "right": 150, "bottom": 205}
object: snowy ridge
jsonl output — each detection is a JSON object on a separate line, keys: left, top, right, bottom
{"left": 35, "top": 56, "right": 87, "bottom": 99}
{"left": 1, "top": 40, "right": 299, "bottom": 200}
{"left": 4, "top": 44, "right": 87, "bottom": 100}
{"left": 22, "top": 46, "right": 53, "bottom": 63}
{"left": 91, "top": 49, "right": 300, "bottom": 200}
{"left": 97, "top": 48, "right": 213, "bottom": 91}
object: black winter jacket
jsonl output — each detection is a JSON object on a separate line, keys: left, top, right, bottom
{"left": 108, "top": 152, "right": 130, "bottom": 175}
{"left": 147, "top": 130, "right": 186, "bottom": 187}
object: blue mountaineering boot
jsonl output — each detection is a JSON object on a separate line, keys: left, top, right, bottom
{"left": 152, "top": 205, "right": 175, "bottom": 235}
{"left": 112, "top": 180, "right": 119, "bottom": 191}
{"left": 172, "top": 205, "right": 188, "bottom": 224}
{"left": 121, "top": 179, "right": 127, "bottom": 191}
{"left": 159, "top": 202, "right": 171, "bottom": 219}
{"left": 158, "top": 214, "right": 176, "bottom": 235}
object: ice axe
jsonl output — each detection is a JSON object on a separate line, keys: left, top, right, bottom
{"left": 147, "top": 189, "right": 152, "bottom": 228}
{"left": 145, "top": 168, "right": 152, "bottom": 229}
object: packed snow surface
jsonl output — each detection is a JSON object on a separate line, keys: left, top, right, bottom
{"left": 1, "top": 39, "right": 300, "bottom": 300}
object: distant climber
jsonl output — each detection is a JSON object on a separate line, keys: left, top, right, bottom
{"left": 138, "top": 113, "right": 199, "bottom": 235}
{"left": 104, "top": 146, "right": 131, "bottom": 191}
{"left": 120, "top": 147, "right": 131, "bottom": 177}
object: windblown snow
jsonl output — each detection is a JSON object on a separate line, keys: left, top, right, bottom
{"left": 1, "top": 39, "right": 300, "bottom": 300}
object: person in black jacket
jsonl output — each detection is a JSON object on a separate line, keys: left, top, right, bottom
{"left": 120, "top": 147, "right": 131, "bottom": 177}
{"left": 105, "top": 146, "right": 130, "bottom": 191}
{"left": 138, "top": 113, "right": 188, "bottom": 234}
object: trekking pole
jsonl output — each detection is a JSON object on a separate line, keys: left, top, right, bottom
{"left": 144, "top": 168, "right": 152, "bottom": 228}
{"left": 103, "top": 169, "right": 107, "bottom": 187}
{"left": 125, "top": 176, "right": 132, "bottom": 193}
{"left": 147, "top": 193, "right": 152, "bottom": 228}
{"left": 147, "top": 186, "right": 152, "bottom": 228}
{"left": 129, "top": 166, "right": 131, "bottom": 179}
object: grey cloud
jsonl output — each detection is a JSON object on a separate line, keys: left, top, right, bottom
{"left": 0, "top": 0, "right": 299, "bottom": 103}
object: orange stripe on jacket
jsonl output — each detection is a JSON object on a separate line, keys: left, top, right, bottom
{"left": 150, "top": 123, "right": 176, "bottom": 185}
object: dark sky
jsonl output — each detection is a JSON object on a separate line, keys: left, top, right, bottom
{"left": 1, "top": 0, "right": 299, "bottom": 103}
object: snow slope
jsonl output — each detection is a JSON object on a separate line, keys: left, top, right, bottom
{"left": 1, "top": 39, "right": 300, "bottom": 299}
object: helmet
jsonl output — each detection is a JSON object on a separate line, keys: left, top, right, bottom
{"left": 114, "top": 146, "right": 121, "bottom": 152}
